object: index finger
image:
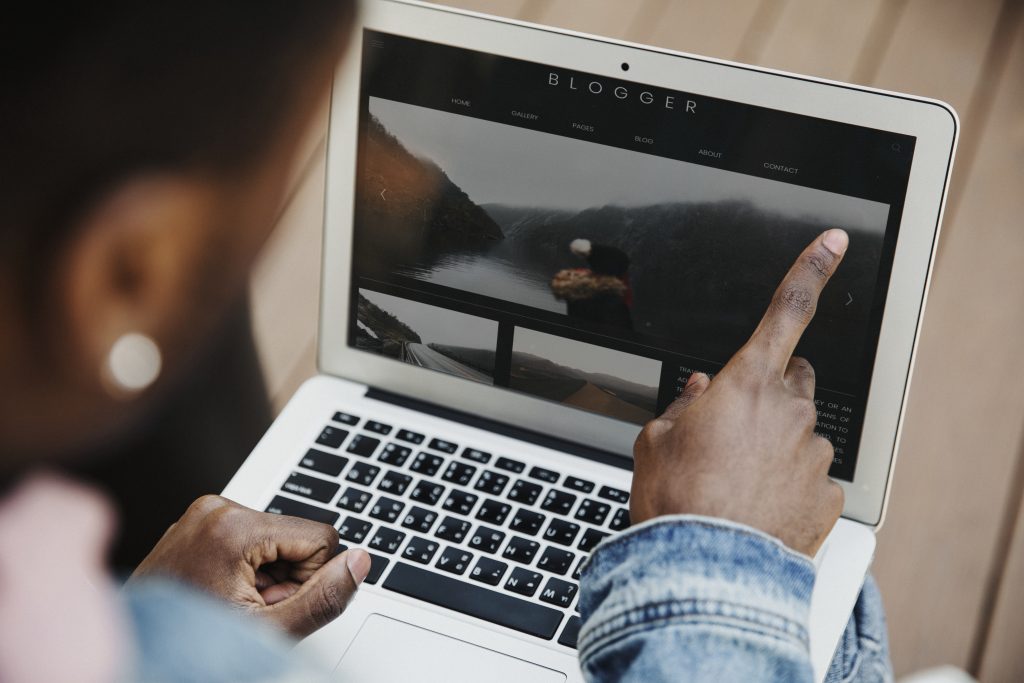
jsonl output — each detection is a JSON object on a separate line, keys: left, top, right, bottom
{"left": 747, "top": 229, "right": 848, "bottom": 371}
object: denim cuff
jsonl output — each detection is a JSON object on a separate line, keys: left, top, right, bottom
{"left": 578, "top": 515, "right": 816, "bottom": 662}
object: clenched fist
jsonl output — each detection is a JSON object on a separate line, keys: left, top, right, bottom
{"left": 130, "top": 495, "right": 369, "bottom": 638}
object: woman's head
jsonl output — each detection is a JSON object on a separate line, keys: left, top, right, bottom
{"left": 0, "top": 2, "right": 355, "bottom": 468}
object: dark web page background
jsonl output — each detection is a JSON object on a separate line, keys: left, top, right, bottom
{"left": 347, "top": 30, "right": 916, "bottom": 480}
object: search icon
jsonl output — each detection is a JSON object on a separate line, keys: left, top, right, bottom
{"left": 891, "top": 142, "right": 902, "bottom": 152}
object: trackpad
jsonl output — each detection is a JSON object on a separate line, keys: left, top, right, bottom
{"left": 335, "top": 614, "right": 566, "bottom": 683}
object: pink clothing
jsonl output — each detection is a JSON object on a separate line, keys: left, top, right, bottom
{"left": 0, "top": 475, "right": 127, "bottom": 683}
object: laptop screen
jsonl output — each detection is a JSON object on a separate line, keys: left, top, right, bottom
{"left": 347, "top": 29, "right": 916, "bottom": 482}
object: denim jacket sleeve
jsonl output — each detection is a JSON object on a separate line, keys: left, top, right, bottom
{"left": 578, "top": 515, "right": 893, "bottom": 683}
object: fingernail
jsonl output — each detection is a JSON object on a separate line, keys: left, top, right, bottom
{"left": 346, "top": 549, "right": 371, "bottom": 585}
{"left": 822, "top": 229, "right": 849, "bottom": 256}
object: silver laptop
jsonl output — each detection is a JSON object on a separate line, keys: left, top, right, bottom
{"left": 222, "top": 1, "right": 958, "bottom": 680}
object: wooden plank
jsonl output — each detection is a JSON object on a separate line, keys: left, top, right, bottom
{"left": 756, "top": 0, "right": 883, "bottom": 82}
{"left": 869, "top": 2, "right": 1024, "bottom": 674}
{"left": 645, "top": 0, "right": 773, "bottom": 60}
{"left": 441, "top": 0, "right": 532, "bottom": 19}
{"left": 527, "top": 0, "right": 658, "bottom": 40}
{"left": 958, "top": 15, "right": 1024, "bottom": 682}
{"left": 249, "top": 146, "right": 326, "bottom": 401}
{"left": 871, "top": 0, "right": 1003, "bottom": 117}
{"left": 980, "top": 478, "right": 1024, "bottom": 682}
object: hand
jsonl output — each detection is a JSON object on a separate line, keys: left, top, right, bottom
{"left": 630, "top": 229, "right": 849, "bottom": 556}
{"left": 129, "top": 495, "right": 370, "bottom": 638}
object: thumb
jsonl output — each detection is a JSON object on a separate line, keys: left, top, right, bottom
{"left": 261, "top": 548, "right": 371, "bottom": 638}
{"left": 661, "top": 372, "right": 710, "bottom": 422}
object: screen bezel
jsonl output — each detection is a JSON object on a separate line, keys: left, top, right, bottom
{"left": 319, "top": 0, "right": 957, "bottom": 527}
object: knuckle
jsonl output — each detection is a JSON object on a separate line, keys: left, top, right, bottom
{"left": 793, "top": 397, "right": 818, "bottom": 427}
{"left": 773, "top": 284, "right": 817, "bottom": 324}
{"left": 635, "top": 421, "right": 664, "bottom": 450}
{"left": 803, "top": 247, "right": 835, "bottom": 280}
{"left": 826, "top": 480, "right": 845, "bottom": 515}
{"left": 188, "top": 494, "right": 227, "bottom": 517}
{"left": 309, "top": 581, "right": 344, "bottom": 628}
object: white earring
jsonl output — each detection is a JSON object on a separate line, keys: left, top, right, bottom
{"left": 103, "top": 332, "right": 162, "bottom": 396}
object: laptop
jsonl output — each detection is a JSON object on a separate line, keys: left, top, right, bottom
{"left": 222, "top": 1, "right": 958, "bottom": 680}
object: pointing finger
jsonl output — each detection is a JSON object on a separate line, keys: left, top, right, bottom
{"left": 747, "top": 229, "right": 848, "bottom": 372}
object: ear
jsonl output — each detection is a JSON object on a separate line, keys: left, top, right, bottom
{"left": 57, "top": 175, "right": 220, "bottom": 395}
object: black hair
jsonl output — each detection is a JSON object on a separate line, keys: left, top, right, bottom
{"left": 0, "top": 1, "right": 354, "bottom": 310}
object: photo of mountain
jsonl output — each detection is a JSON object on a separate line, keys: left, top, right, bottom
{"left": 510, "top": 328, "right": 660, "bottom": 425}
{"left": 355, "top": 289, "right": 498, "bottom": 384}
{"left": 354, "top": 96, "right": 891, "bottom": 389}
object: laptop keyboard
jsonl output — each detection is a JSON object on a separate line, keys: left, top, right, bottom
{"left": 264, "top": 410, "right": 632, "bottom": 649}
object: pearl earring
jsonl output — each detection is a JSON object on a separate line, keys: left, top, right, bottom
{"left": 103, "top": 332, "right": 162, "bottom": 396}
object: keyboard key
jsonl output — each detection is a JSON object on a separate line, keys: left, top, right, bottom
{"left": 574, "top": 499, "right": 611, "bottom": 526}
{"left": 377, "top": 470, "right": 413, "bottom": 496}
{"left": 598, "top": 485, "right": 630, "bottom": 504}
{"left": 469, "top": 526, "right": 506, "bottom": 554}
{"left": 537, "top": 547, "right": 575, "bottom": 576}
{"left": 368, "top": 526, "right": 406, "bottom": 554}
{"left": 365, "top": 420, "right": 392, "bottom": 435}
{"left": 563, "top": 476, "right": 595, "bottom": 494}
{"left": 409, "top": 452, "right": 445, "bottom": 476}
{"left": 544, "top": 518, "right": 581, "bottom": 546}
{"left": 609, "top": 508, "right": 631, "bottom": 531}
{"left": 402, "top": 536, "right": 439, "bottom": 564}
{"left": 336, "top": 486, "right": 372, "bottom": 513}
{"left": 462, "top": 448, "right": 492, "bottom": 464}
{"left": 474, "top": 470, "right": 509, "bottom": 496}
{"left": 558, "top": 616, "right": 582, "bottom": 649}
{"left": 369, "top": 497, "right": 405, "bottom": 523}
{"left": 540, "top": 489, "right": 577, "bottom": 515}
{"left": 506, "top": 479, "right": 542, "bottom": 506}
{"left": 442, "top": 489, "right": 478, "bottom": 516}
{"left": 346, "top": 462, "right": 380, "bottom": 487}
{"left": 402, "top": 506, "right": 438, "bottom": 534}
{"left": 578, "top": 528, "right": 610, "bottom": 552}
{"left": 316, "top": 425, "right": 348, "bottom": 449}
{"left": 384, "top": 563, "right": 563, "bottom": 639}
{"left": 475, "top": 498, "right": 511, "bottom": 526}
{"left": 365, "top": 553, "right": 389, "bottom": 585}
{"left": 338, "top": 517, "right": 373, "bottom": 543}
{"left": 504, "top": 567, "right": 544, "bottom": 598}
{"left": 428, "top": 438, "right": 458, "bottom": 454}
{"left": 282, "top": 472, "right": 340, "bottom": 504}
{"left": 332, "top": 411, "right": 359, "bottom": 426}
{"left": 435, "top": 516, "right": 472, "bottom": 543}
{"left": 436, "top": 547, "right": 474, "bottom": 575}
{"left": 540, "top": 577, "right": 578, "bottom": 609}
{"left": 442, "top": 461, "right": 476, "bottom": 486}
{"left": 529, "top": 466, "right": 560, "bottom": 484}
{"left": 502, "top": 536, "right": 539, "bottom": 564}
{"left": 298, "top": 449, "right": 348, "bottom": 477}
{"left": 346, "top": 434, "right": 380, "bottom": 458}
{"left": 409, "top": 480, "right": 446, "bottom": 506}
{"left": 572, "top": 555, "right": 587, "bottom": 580}
{"left": 378, "top": 443, "right": 412, "bottom": 467}
{"left": 510, "top": 509, "right": 546, "bottom": 536}
{"left": 396, "top": 429, "right": 425, "bottom": 445}
{"left": 470, "top": 557, "right": 508, "bottom": 586}
{"left": 495, "top": 456, "right": 526, "bottom": 473}
{"left": 266, "top": 496, "right": 339, "bottom": 526}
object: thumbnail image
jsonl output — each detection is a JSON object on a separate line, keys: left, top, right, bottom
{"left": 355, "top": 96, "right": 891, "bottom": 388}
{"left": 510, "top": 328, "right": 660, "bottom": 425}
{"left": 355, "top": 289, "right": 498, "bottom": 384}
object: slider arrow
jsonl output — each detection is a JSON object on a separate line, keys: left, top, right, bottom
{"left": 380, "top": 188, "right": 387, "bottom": 200}
{"left": 845, "top": 293, "right": 853, "bottom": 306}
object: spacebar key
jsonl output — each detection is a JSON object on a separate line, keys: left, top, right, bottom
{"left": 383, "top": 562, "right": 563, "bottom": 639}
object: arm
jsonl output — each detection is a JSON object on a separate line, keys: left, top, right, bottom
{"left": 581, "top": 229, "right": 878, "bottom": 682}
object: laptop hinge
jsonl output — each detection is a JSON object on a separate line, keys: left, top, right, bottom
{"left": 364, "top": 387, "right": 633, "bottom": 472}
